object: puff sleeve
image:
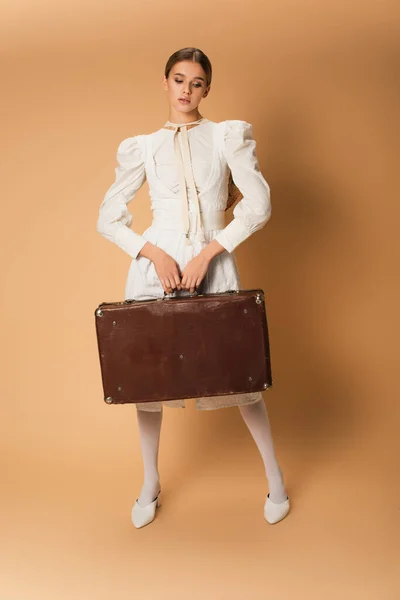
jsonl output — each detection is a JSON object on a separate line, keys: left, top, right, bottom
{"left": 214, "top": 120, "right": 271, "bottom": 253}
{"left": 96, "top": 136, "right": 148, "bottom": 259}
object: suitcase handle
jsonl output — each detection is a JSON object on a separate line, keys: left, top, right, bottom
{"left": 163, "top": 290, "right": 199, "bottom": 299}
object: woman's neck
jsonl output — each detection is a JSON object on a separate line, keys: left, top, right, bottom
{"left": 167, "top": 110, "right": 203, "bottom": 125}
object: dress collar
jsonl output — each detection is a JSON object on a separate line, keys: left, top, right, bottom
{"left": 163, "top": 117, "right": 206, "bottom": 129}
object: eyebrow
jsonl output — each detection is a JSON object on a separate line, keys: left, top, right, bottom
{"left": 173, "top": 72, "right": 205, "bottom": 82}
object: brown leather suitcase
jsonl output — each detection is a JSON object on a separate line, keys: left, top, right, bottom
{"left": 94, "top": 289, "right": 273, "bottom": 405}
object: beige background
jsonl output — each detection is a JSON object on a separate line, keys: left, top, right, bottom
{"left": 1, "top": 1, "right": 399, "bottom": 598}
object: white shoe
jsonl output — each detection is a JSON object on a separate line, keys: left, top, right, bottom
{"left": 264, "top": 493, "right": 290, "bottom": 524}
{"left": 131, "top": 490, "right": 161, "bottom": 529}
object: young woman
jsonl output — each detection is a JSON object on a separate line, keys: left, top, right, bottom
{"left": 96, "top": 47, "right": 290, "bottom": 528}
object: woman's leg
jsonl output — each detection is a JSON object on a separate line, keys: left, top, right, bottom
{"left": 135, "top": 406, "right": 163, "bottom": 506}
{"left": 239, "top": 399, "right": 288, "bottom": 503}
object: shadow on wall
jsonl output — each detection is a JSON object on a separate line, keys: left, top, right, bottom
{"left": 169, "top": 93, "right": 367, "bottom": 496}
{"left": 162, "top": 25, "right": 395, "bottom": 494}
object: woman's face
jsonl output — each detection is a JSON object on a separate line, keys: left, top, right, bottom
{"left": 163, "top": 60, "right": 210, "bottom": 113}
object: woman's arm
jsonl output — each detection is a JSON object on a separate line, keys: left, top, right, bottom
{"left": 199, "top": 238, "right": 227, "bottom": 262}
{"left": 96, "top": 136, "right": 149, "bottom": 259}
{"left": 207, "top": 120, "right": 272, "bottom": 255}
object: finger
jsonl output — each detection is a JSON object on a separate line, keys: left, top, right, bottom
{"left": 167, "top": 277, "right": 176, "bottom": 291}
{"left": 165, "top": 277, "right": 173, "bottom": 292}
{"left": 173, "top": 273, "right": 181, "bottom": 289}
{"left": 175, "top": 264, "right": 182, "bottom": 279}
{"left": 161, "top": 277, "right": 171, "bottom": 293}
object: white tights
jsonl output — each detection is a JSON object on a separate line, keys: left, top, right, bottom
{"left": 135, "top": 398, "right": 288, "bottom": 507}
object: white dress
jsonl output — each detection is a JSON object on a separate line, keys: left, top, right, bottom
{"left": 97, "top": 117, "right": 272, "bottom": 411}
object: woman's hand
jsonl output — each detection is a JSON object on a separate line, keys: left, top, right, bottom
{"left": 151, "top": 248, "right": 182, "bottom": 294}
{"left": 181, "top": 253, "right": 211, "bottom": 293}
{"left": 139, "top": 238, "right": 226, "bottom": 294}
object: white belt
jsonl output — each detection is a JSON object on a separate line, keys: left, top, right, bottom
{"left": 152, "top": 209, "right": 225, "bottom": 233}
{"left": 163, "top": 117, "right": 208, "bottom": 245}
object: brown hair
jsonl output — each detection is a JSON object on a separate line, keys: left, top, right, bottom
{"left": 164, "top": 47, "right": 212, "bottom": 87}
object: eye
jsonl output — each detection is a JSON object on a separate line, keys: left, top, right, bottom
{"left": 174, "top": 79, "right": 202, "bottom": 88}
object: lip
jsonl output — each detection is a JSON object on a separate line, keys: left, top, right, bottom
{"left": 179, "top": 98, "right": 190, "bottom": 103}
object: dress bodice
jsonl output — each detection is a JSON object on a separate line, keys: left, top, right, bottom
{"left": 97, "top": 118, "right": 271, "bottom": 259}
